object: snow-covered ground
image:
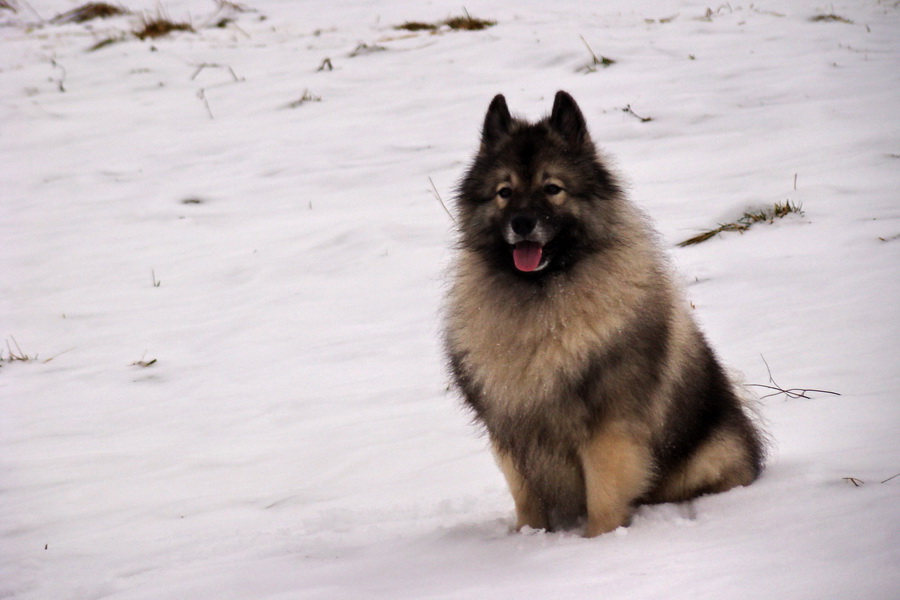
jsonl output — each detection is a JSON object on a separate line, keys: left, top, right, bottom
{"left": 2, "top": 1, "right": 899, "bottom": 598}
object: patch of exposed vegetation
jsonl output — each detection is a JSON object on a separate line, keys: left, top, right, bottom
{"left": 52, "top": 2, "right": 130, "bottom": 24}
{"left": 287, "top": 89, "right": 322, "bottom": 108}
{"left": 134, "top": 16, "right": 194, "bottom": 40}
{"left": 88, "top": 34, "right": 127, "bottom": 51}
{"left": 444, "top": 12, "right": 495, "bottom": 30}
{"left": 349, "top": 42, "right": 387, "bottom": 57}
{"left": 4, "top": 337, "right": 37, "bottom": 363}
{"left": 131, "top": 352, "right": 157, "bottom": 367}
{"left": 395, "top": 21, "right": 438, "bottom": 32}
{"left": 578, "top": 35, "right": 616, "bottom": 73}
{"left": 393, "top": 11, "right": 495, "bottom": 33}
{"left": 677, "top": 200, "right": 804, "bottom": 247}
{"left": 214, "top": 0, "right": 253, "bottom": 13}
{"left": 810, "top": 13, "right": 853, "bottom": 24}
{"left": 644, "top": 14, "right": 679, "bottom": 24}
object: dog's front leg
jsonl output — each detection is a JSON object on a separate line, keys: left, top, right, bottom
{"left": 493, "top": 444, "right": 547, "bottom": 531}
{"left": 578, "top": 423, "right": 653, "bottom": 537}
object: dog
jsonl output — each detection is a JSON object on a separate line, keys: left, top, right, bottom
{"left": 444, "top": 91, "right": 764, "bottom": 537}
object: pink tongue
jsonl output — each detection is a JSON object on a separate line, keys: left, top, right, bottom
{"left": 513, "top": 242, "right": 543, "bottom": 272}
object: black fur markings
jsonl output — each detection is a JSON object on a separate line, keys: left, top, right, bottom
{"left": 481, "top": 94, "right": 513, "bottom": 150}
{"left": 446, "top": 91, "right": 765, "bottom": 536}
{"left": 549, "top": 91, "right": 589, "bottom": 147}
{"left": 447, "top": 350, "right": 486, "bottom": 420}
{"left": 573, "top": 306, "right": 672, "bottom": 424}
{"left": 457, "top": 116, "right": 621, "bottom": 277}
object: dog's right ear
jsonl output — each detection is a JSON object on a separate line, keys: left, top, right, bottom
{"left": 481, "top": 94, "right": 512, "bottom": 150}
{"left": 550, "top": 91, "right": 588, "bottom": 147}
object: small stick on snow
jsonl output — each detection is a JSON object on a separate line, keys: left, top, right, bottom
{"left": 197, "top": 89, "right": 214, "bottom": 119}
{"left": 429, "top": 177, "right": 455, "bottom": 223}
{"left": 745, "top": 355, "right": 841, "bottom": 400}
{"left": 623, "top": 104, "right": 652, "bottom": 122}
{"left": 50, "top": 59, "right": 67, "bottom": 92}
{"left": 191, "top": 63, "right": 242, "bottom": 82}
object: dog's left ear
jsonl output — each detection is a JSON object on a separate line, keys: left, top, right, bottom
{"left": 549, "top": 91, "right": 588, "bottom": 146}
{"left": 481, "top": 94, "right": 512, "bottom": 150}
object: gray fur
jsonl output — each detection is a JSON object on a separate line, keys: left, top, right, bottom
{"left": 445, "top": 92, "right": 764, "bottom": 535}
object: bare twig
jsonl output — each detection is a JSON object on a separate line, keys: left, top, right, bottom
{"left": 623, "top": 104, "right": 652, "bottom": 122}
{"left": 881, "top": 473, "right": 900, "bottom": 484}
{"left": 50, "top": 58, "right": 66, "bottom": 92}
{"left": 747, "top": 383, "right": 841, "bottom": 400}
{"left": 131, "top": 351, "right": 157, "bottom": 367}
{"left": 746, "top": 355, "right": 841, "bottom": 400}
{"left": 197, "top": 89, "right": 214, "bottom": 119}
{"left": 579, "top": 35, "right": 615, "bottom": 72}
{"left": 843, "top": 477, "right": 864, "bottom": 487}
{"left": 191, "top": 62, "right": 242, "bottom": 82}
{"left": 349, "top": 43, "right": 387, "bottom": 57}
{"left": 41, "top": 347, "right": 75, "bottom": 363}
{"left": 19, "top": 0, "right": 43, "bottom": 21}
{"left": 429, "top": 177, "right": 455, "bottom": 223}
{"left": 286, "top": 89, "right": 321, "bottom": 108}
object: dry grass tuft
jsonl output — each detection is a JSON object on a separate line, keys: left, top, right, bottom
{"left": 677, "top": 200, "right": 803, "bottom": 247}
{"left": 134, "top": 16, "right": 194, "bottom": 40}
{"left": 810, "top": 13, "right": 853, "bottom": 24}
{"left": 349, "top": 42, "right": 387, "bottom": 57}
{"left": 4, "top": 337, "right": 36, "bottom": 363}
{"left": 131, "top": 352, "right": 157, "bottom": 367}
{"left": 52, "top": 2, "right": 129, "bottom": 24}
{"left": 393, "top": 11, "right": 495, "bottom": 33}
{"left": 444, "top": 12, "right": 495, "bottom": 30}
{"left": 395, "top": 21, "right": 438, "bottom": 32}
{"left": 287, "top": 89, "right": 322, "bottom": 108}
{"left": 578, "top": 35, "right": 616, "bottom": 73}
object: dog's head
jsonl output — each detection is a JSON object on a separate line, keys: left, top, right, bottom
{"left": 456, "top": 91, "right": 622, "bottom": 277}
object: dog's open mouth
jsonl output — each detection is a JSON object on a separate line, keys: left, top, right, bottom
{"left": 513, "top": 241, "right": 544, "bottom": 272}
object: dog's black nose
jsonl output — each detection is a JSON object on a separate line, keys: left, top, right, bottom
{"left": 510, "top": 215, "right": 537, "bottom": 236}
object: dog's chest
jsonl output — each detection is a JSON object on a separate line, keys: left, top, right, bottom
{"left": 454, "top": 288, "right": 622, "bottom": 414}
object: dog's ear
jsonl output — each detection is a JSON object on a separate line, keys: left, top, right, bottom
{"left": 481, "top": 94, "right": 512, "bottom": 149}
{"left": 549, "top": 91, "right": 588, "bottom": 146}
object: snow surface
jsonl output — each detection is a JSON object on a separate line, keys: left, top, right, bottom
{"left": 2, "top": 1, "right": 899, "bottom": 598}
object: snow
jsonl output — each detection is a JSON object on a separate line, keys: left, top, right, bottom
{"left": 2, "top": 1, "right": 899, "bottom": 598}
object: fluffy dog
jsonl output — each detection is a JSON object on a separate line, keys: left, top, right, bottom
{"left": 444, "top": 91, "right": 764, "bottom": 536}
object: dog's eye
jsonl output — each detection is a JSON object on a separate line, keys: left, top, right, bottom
{"left": 496, "top": 187, "right": 513, "bottom": 199}
{"left": 543, "top": 183, "right": 562, "bottom": 196}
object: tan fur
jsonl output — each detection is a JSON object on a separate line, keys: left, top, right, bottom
{"left": 493, "top": 445, "right": 548, "bottom": 531}
{"left": 651, "top": 431, "right": 758, "bottom": 503}
{"left": 578, "top": 423, "right": 654, "bottom": 537}
{"left": 541, "top": 175, "right": 568, "bottom": 206}
{"left": 645, "top": 300, "right": 711, "bottom": 431}
{"left": 447, "top": 206, "right": 663, "bottom": 418}
{"left": 447, "top": 91, "right": 764, "bottom": 536}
